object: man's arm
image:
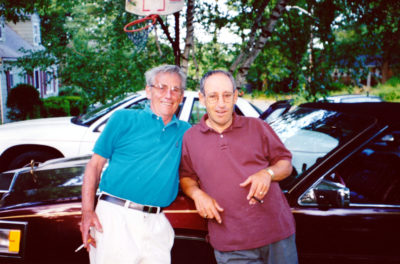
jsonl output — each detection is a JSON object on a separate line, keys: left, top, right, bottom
{"left": 240, "top": 159, "right": 292, "bottom": 205}
{"left": 180, "top": 177, "right": 224, "bottom": 224}
{"left": 80, "top": 154, "right": 107, "bottom": 251}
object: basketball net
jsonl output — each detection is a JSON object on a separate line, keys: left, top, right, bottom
{"left": 124, "top": 14, "right": 158, "bottom": 53}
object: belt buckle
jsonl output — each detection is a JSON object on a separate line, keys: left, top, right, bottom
{"left": 143, "top": 206, "right": 159, "bottom": 214}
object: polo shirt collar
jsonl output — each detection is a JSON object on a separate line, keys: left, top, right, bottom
{"left": 144, "top": 105, "right": 180, "bottom": 127}
{"left": 199, "top": 112, "right": 245, "bottom": 133}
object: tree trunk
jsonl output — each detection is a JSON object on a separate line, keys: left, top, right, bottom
{"left": 229, "top": 0, "right": 271, "bottom": 74}
{"left": 181, "top": 0, "right": 195, "bottom": 75}
{"left": 233, "top": 0, "right": 288, "bottom": 88}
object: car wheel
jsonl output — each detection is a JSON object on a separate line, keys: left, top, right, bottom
{"left": 8, "top": 150, "right": 62, "bottom": 170}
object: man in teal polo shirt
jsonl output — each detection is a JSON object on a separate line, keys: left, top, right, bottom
{"left": 80, "top": 65, "right": 190, "bottom": 264}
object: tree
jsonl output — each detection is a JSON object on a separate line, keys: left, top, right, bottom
{"left": 229, "top": 0, "right": 289, "bottom": 88}
{"left": 6, "top": 84, "right": 43, "bottom": 121}
{"left": 338, "top": 0, "right": 400, "bottom": 84}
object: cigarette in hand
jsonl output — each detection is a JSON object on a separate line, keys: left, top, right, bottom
{"left": 75, "top": 238, "right": 92, "bottom": 252}
{"left": 251, "top": 196, "right": 264, "bottom": 204}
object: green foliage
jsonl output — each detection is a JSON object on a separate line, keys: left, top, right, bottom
{"left": 375, "top": 75, "right": 400, "bottom": 102}
{"left": 6, "top": 84, "right": 43, "bottom": 121}
{"left": 42, "top": 96, "right": 86, "bottom": 117}
{"left": 0, "top": 0, "right": 50, "bottom": 22}
{"left": 7, "top": 0, "right": 400, "bottom": 104}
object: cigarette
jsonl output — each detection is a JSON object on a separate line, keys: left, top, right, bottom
{"left": 252, "top": 196, "right": 264, "bottom": 204}
{"left": 75, "top": 239, "right": 91, "bottom": 252}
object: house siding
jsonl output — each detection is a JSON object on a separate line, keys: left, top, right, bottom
{"left": 0, "top": 14, "right": 57, "bottom": 124}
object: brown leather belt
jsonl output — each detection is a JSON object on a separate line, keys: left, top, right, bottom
{"left": 99, "top": 193, "right": 163, "bottom": 214}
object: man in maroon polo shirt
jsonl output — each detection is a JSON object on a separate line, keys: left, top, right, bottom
{"left": 180, "top": 70, "right": 298, "bottom": 264}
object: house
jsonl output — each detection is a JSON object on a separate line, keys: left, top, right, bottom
{"left": 0, "top": 14, "right": 59, "bottom": 124}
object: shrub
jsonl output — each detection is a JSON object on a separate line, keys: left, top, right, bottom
{"left": 42, "top": 96, "right": 86, "bottom": 117}
{"left": 375, "top": 75, "right": 400, "bottom": 102}
{"left": 6, "top": 84, "right": 43, "bottom": 121}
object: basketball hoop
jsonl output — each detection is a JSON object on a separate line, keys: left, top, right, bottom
{"left": 123, "top": 0, "right": 184, "bottom": 52}
{"left": 124, "top": 14, "right": 158, "bottom": 52}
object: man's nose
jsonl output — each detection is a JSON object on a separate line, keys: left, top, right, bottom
{"left": 216, "top": 94, "right": 225, "bottom": 106}
{"left": 164, "top": 88, "right": 172, "bottom": 98}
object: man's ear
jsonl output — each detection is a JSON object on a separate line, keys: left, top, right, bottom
{"left": 233, "top": 89, "right": 239, "bottom": 104}
{"left": 145, "top": 86, "right": 152, "bottom": 100}
{"left": 199, "top": 91, "right": 206, "bottom": 106}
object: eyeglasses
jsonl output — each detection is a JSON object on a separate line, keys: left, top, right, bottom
{"left": 150, "top": 84, "right": 182, "bottom": 96}
{"left": 205, "top": 92, "right": 234, "bottom": 104}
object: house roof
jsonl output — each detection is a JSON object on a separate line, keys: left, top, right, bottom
{"left": 0, "top": 24, "right": 34, "bottom": 60}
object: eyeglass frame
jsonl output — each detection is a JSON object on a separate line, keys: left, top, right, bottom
{"left": 149, "top": 83, "right": 183, "bottom": 96}
{"left": 203, "top": 92, "right": 235, "bottom": 104}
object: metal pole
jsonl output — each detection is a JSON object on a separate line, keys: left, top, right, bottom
{"left": 0, "top": 57, "right": 4, "bottom": 124}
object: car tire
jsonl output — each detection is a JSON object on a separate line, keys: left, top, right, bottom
{"left": 8, "top": 150, "right": 62, "bottom": 170}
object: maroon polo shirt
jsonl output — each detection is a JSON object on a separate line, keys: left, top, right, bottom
{"left": 180, "top": 113, "right": 295, "bottom": 251}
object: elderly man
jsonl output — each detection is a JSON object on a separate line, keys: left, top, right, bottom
{"left": 180, "top": 70, "right": 298, "bottom": 264}
{"left": 80, "top": 65, "right": 191, "bottom": 264}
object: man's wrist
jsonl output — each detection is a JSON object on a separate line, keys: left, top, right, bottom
{"left": 266, "top": 168, "right": 275, "bottom": 180}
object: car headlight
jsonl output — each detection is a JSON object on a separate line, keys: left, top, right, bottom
{"left": 0, "top": 228, "right": 21, "bottom": 254}
{"left": 0, "top": 221, "right": 27, "bottom": 259}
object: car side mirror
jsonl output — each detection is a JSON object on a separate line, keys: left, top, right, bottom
{"left": 299, "top": 179, "right": 350, "bottom": 208}
{"left": 313, "top": 179, "right": 350, "bottom": 209}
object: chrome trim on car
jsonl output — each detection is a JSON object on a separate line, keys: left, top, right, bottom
{"left": 174, "top": 235, "right": 206, "bottom": 242}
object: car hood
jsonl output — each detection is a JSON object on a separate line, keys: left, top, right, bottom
{"left": 0, "top": 117, "right": 87, "bottom": 142}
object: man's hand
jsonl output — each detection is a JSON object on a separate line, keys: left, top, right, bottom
{"left": 80, "top": 154, "right": 106, "bottom": 251}
{"left": 192, "top": 189, "right": 224, "bottom": 224}
{"left": 80, "top": 210, "right": 103, "bottom": 251}
{"left": 239, "top": 169, "right": 272, "bottom": 205}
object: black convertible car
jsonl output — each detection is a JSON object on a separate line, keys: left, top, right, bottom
{"left": 0, "top": 102, "right": 399, "bottom": 264}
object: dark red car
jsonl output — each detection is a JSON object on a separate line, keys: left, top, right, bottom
{"left": 0, "top": 102, "right": 399, "bottom": 264}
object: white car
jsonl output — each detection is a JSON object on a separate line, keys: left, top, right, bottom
{"left": 0, "top": 91, "right": 261, "bottom": 171}
{"left": 319, "top": 94, "right": 383, "bottom": 103}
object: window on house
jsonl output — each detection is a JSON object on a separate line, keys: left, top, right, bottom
{"left": 46, "top": 71, "right": 54, "bottom": 94}
{"left": 5, "top": 71, "right": 14, "bottom": 92}
{"left": 35, "top": 70, "right": 40, "bottom": 89}
{"left": 33, "top": 24, "right": 40, "bottom": 46}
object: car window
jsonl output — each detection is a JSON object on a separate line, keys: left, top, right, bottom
{"left": 126, "top": 98, "right": 184, "bottom": 119}
{"left": 0, "top": 166, "right": 85, "bottom": 208}
{"left": 74, "top": 94, "right": 139, "bottom": 126}
{"left": 0, "top": 172, "right": 14, "bottom": 191}
{"left": 271, "top": 107, "right": 376, "bottom": 191}
{"left": 330, "top": 130, "right": 400, "bottom": 205}
{"left": 126, "top": 98, "right": 150, "bottom": 110}
{"left": 189, "top": 99, "right": 207, "bottom": 125}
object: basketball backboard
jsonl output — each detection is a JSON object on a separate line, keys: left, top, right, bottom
{"left": 126, "top": 0, "right": 185, "bottom": 16}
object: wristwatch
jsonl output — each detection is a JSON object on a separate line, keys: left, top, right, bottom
{"left": 266, "top": 168, "right": 275, "bottom": 180}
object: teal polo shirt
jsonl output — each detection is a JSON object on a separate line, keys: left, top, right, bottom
{"left": 94, "top": 107, "right": 191, "bottom": 207}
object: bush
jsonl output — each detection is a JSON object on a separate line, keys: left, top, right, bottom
{"left": 375, "top": 75, "right": 400, "bottom": 102}
{"left": 6, "top": 84, "right": 43, "bottom": 121}
{"left": 42, "top": 96, "right": 86, "bottom": 117}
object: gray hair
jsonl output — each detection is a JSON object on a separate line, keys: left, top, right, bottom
{"left": 145, "top": 65, "right": 186, "bottom": 90}
{"left": 199, "top": 70, "right": 237, "bottom": 94}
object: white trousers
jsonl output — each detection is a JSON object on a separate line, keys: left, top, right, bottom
{"left": 89, "top": 199, "right": 175, "bottom": 264}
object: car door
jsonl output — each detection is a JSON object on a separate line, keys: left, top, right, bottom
{"left": 294, "top": 128, "right": 400, "bottom": 264}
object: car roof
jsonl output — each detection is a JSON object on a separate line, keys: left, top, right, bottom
{"left": 300, "top": 102, "right": 400, "bottom": 123}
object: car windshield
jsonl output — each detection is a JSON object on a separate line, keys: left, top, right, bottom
{"left": 72, "top": 94, "right": 140, "bottom": 126}
{"left": 0, "top": 166, "right": 85, "bottom": 208}
{"left": 269, "top": 106, "right": 375, "bottom": 190}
